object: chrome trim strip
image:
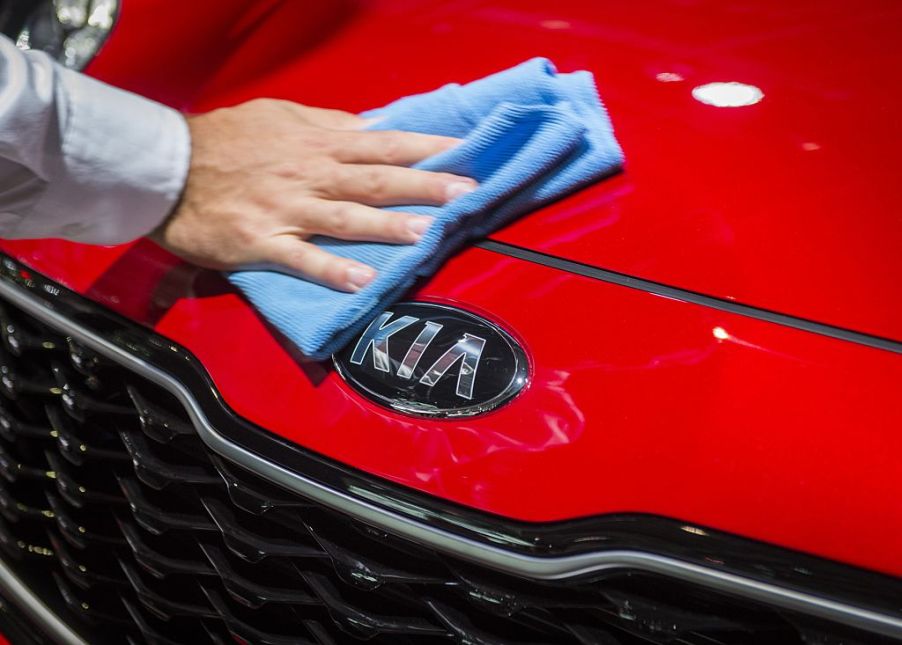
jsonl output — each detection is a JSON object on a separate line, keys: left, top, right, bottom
{"left": 0, "top": 557, "right": 87, "bottom": 645}
{"left": 0, "top": 279, "right": 899, "bottom": 640}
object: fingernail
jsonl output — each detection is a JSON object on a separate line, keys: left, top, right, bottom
{"left": 407, "top": 216, "right": 433, "bottom": 239}
{"left": 346, "top": 265, "right": 376, "bottom": 291}
{"left": 445, "top": 180, "right": 477, "bottom": 201}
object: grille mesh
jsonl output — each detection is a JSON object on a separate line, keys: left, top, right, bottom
{"left": 0, "top": 297, "right": 889, "bottom": 645}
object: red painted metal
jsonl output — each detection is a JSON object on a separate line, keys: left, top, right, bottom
{"left": 2, "top": 0, "right": 901, "bottom": 580}
{"left": 4, "top": 237, "right": 901, "bottom": 579}
{"left": 88, "top": 0, "right": 902, "bottom": 342}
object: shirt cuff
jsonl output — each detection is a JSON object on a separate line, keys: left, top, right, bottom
{"left": 23, "top": 68, "right": 191, "bottom": 245}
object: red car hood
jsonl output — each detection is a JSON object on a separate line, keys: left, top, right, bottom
{"left": 1, "top": 0, "right": 900, "bottom": 579}
{"left": 88, "top": 0, "right": 902, "bottom": 342}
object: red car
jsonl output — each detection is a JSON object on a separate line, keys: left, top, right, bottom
{"left": 0, "top": 0, "right": 899, "bottom": 643}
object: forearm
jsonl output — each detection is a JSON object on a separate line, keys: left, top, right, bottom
{"left": 0, "top": 35, "right": 190, "bottom": 244}
{"left": 0, "top": 38, "right": 474, "bottom": 288}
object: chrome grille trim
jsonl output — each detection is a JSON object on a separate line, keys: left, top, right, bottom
{"left": 0, "top": 556, "right": 87, "bottom": 645}
{"left": 0, "top": 278, "right": 898, "bottom": 641}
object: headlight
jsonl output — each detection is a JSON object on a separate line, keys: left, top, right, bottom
{"left": 10, "top": 0, "right": 119, "bottom": 70}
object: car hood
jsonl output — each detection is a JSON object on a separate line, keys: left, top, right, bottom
{"left": 86, "top": 0, "right": 902, "bottom": 341}
{"left": 0, "top": 0, "right": 900, "bottom": 579}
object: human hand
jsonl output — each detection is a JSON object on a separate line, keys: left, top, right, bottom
{"left": 149, "top": 99, "right": 476, "bottom": 292}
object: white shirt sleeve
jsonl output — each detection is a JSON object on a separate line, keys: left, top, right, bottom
{"left": 0, "top": 34, "right": 190, "bottom": 244}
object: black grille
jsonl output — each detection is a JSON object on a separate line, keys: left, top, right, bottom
{"left": 0, "top": 297, "right": 892, "bottom": 645}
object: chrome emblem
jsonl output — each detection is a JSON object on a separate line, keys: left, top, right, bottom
{"left": 334, "top": 303, "right": 528, "bottom": 417}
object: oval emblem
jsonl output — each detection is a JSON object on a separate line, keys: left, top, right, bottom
{"left": 333, "top": 302, "right": 528, "bottom": 418}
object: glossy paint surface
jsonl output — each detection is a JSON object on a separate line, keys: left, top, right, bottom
{"left": 4, "top": 237, "right": 901, "bottom": 579}
{"left": 85, "top": 0, "right": 902, "bottom": 341}
{"left": 1, "top": 0, "right": 900, "bottom": 579}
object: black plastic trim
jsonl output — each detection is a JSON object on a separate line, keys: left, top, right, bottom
{"left": 0, "top": 253, "right": 898, "bottom": 639}
{"left": 475, "top": 239, "right": 902, "bottom": 354}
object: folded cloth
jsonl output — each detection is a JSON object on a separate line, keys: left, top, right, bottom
{"left": 228, "top": 58, "right": 624, "bottom": 360}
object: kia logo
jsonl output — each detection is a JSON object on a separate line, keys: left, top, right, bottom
{"left": 333, "top": 303, "right": 528, "bottom": 417}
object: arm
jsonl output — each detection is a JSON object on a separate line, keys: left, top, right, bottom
{"left": 0, "top": 34, "right": 189, "bottom": 243}
{"left": 0, "top": 36, "right": 475, "bottom": 292}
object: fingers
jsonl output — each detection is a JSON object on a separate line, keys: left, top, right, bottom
{"left": 262, "top": 237, "right": 377, "bottom": 293}
{"left": 320, "top": 164, "right": 477, "bottom": 206}
{"left": 298, "top": 200, "right": 435, "bottom": 243}
{"left": 330, "top": 129, "right": 463, "bottom": 165}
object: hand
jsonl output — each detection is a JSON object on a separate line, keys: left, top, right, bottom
{"left": 149, "top": 99, "right": 476, "bottom": 292}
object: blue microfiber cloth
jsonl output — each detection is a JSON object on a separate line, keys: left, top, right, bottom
{"left": 228, "top": 58, "right": 624, "bottom": 360}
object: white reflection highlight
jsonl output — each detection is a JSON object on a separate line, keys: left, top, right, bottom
{"left": 711, "top": 326, "right": 779, "bottom": 354}
{"left": 655, "top": 72, "right": 684, "bottom": 83}
{"left": 692, "top": 82, "right": 763, "bottom": 107}
{"left": 88, "top": 0, "right": 117, "bottom": 29}
{"left": 56, "top": 0, "right": 90, "bottom": 28}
